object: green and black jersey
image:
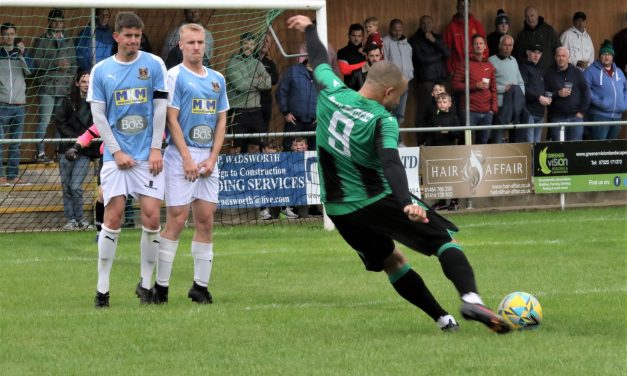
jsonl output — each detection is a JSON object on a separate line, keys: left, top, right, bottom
{"left": 314, "top": 63, "right": 400, "bottom": 215}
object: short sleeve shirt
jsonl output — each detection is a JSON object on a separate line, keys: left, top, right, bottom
{"left": 314, "top": 63, "right": 399, "bottom": 215}
{"left": 87, "top": 51, "right": 167, "bottom": 162}
{"left": 167, "top": 64, "right": 229, "bottom": 149}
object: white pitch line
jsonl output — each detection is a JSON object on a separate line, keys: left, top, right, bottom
{"left": 461, "top": 216, "right": 626, "bottom": 229}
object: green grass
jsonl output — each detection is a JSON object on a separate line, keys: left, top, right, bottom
{"left": 1, "top": 207, "right": 626, "bottom": 375}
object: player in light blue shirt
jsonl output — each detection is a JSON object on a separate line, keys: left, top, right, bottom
{"left": 88, "top": 12, "right": 168, "bottom": 308}
{"left": 152, "top": 23, "right": 229, "bottom": 305}
{"left": 167, "top": 62, "right": 229, "bottom": 149}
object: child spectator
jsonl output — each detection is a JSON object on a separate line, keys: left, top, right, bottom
{"left": 428, "top": 92, "right": 461, "bottom": 211}
{"left": 423, "top": 83, "right": 447, "bottom": 128}
{"left": 364, "top": 17, "right": 384, "bottom": 59}
{"left": 259, "top": 139, "right": 282, "bottom": 220}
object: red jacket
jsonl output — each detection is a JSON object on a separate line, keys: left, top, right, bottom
{"left": 452, "top": 55, "right": 498, "bottom": 114}
{"left": 443, "top": 13, "right": 488, "bottom": 75}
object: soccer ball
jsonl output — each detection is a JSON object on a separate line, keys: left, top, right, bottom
{"left": 497, "top": 292, "right": 542, "bottom": 330}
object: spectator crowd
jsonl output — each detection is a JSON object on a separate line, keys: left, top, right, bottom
{"left": 0, "top": 4, "right": 625, "bottom": 222}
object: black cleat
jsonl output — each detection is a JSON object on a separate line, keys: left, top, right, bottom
{"left": 440, "top": 319, "right": 460, "bottom": 332}
{"left": 461, "top": 302, "right": 511, "bottom": 334}
{"left": 94, "top": 291, "right": 110, "bottom": 308}
{"left": 135, "top": 282, "right": 153, "bottom": 305}
{"left": 188, "top": 282, "right": 213, "bottom": 304}
{"left": 152, "top": 283, "right": 169, "bottom": 304}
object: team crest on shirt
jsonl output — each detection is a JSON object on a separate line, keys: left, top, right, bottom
{"left": 138, "top": 67, "right": 150, "bottom": 80}
{"left": 211, "top": 81, "right": 221, "bottom": 93}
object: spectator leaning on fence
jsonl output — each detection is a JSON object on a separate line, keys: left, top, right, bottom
{"left": 544, "top": 46, "right": 590, "bottom": 141}
{"left": 0, "top": 22, "right": 31, "bottom": 186}
{"left": 55, "top": 71, "right": 100, "bottom": 230}
{"left": 583, "top": 40, "right": 627, "bottom": 140}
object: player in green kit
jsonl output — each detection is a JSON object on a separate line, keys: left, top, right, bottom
{"left": 287, "top": 15, "right": 510, "bottom": 334}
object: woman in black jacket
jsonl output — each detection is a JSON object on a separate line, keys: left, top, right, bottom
{"left": 55, "top": 71, "right": 100, "bottom": 230}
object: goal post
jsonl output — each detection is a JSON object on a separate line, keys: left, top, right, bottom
{"left": 0, "top": 1, "right": 331, "bottom": 232}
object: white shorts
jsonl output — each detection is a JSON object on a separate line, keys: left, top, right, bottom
{"left": 163, "top": 146, "right": 219, "bottom": 207}
{"left": 100, "top": 160, "right": 165, "bottom": 206}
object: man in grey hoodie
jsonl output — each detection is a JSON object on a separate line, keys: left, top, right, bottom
{"left": 383, "top": 19, "right": 413, "bottom": 129}
{"left": 0, "top": 22, "right": 31, "bottom": 185}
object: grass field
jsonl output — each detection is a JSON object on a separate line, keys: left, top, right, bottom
{"left": 1, "top": 207, "right": 625, "bottom": 375}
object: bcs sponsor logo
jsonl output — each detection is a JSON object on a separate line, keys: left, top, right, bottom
{"left": 116, "top": 115, "right": 148, "bottom": 135}
{"left": 189, "top": 125, "right": 213, "bottom": 145}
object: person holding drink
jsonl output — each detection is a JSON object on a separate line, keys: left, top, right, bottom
{"left": 543, "top": 46, "right": 589, "bottom": 141}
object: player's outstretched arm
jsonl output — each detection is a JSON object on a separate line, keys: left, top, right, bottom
{"left": 287, "top": 15, "right": 327, "bottom": 71}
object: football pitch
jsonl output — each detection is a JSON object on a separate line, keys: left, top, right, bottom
{"left": 1, "top": 207, "right": 625, "bottom": 375}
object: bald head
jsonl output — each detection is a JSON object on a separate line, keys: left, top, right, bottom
{"left": 361, "top": 60, "right": 407, "bottom": 110}
{"left": 524, "top": 6, "right": 539, "bottom": 28}
{"left": 365, "top": 60, "right": 404, "bottom": 90}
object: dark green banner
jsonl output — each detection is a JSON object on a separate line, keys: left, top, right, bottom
{"left": 533, "top": 140, "right": 627, "bottom": 193}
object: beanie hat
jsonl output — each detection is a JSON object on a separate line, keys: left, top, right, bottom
{"left": 599, "top": 40, "right": 615, "bottom": 56}
{"left": 48, "top": 9, "right": 64, "bottom": 21}
{"left": 495, "top": 9, "right": 509, "bottom": 26}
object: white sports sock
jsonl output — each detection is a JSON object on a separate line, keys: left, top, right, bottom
{"left": 461, "top": 292, "right": 485, "bottom": 305}
{"left": 140, "top": 226, "right": 160, "bottom": 289}
{"left": 97, "top": 225, "right": 121, "bottom": 294}
{"left": 191, "top": 241, "right": 213, "bottom": 287}
{"left": 156, "top": 237, "right": 179, "bottom": 287}
{"left": 437, "top": 314, "right": 458, "bottom": 328}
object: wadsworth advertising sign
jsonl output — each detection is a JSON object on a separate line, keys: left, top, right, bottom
{"left": 420, "top": 144, "right": 533, "bottom": 198}
{"left": 533, "top": 140, "right": 627, "bottom": 193}
{"left": 217, "top": 148, "right": 421, "bottom": 208}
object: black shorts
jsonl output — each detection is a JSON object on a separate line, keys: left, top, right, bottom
{"left": 228, "top": 108, "right": 265, "bottom": 147}
{"left": 329, "top": 195, "right": 459, "bottom": 272}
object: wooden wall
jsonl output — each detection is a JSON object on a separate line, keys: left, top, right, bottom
{"left": 274, "top": 0, "right": 627, "bottom": 144}
{"left": 1, "top": 1, "right": 625, "bottom": 147}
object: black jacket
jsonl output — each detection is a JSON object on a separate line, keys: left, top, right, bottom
{"left": 544, "top": 64, "right": 590, "bottom": 119}
{"left": 498, "top": 85, "right": 529, "bottom": 125}
{"left": 519, "top": 60, "right": 546, "bottom": 117}
{"left": 427, "top": 108, "right": 461, "bottom": 146}
{"left": 54, "top": 96, "right": 100, "bottom": 158}
{"left": 408, "top": 29, "right": 449, "bottom": 82}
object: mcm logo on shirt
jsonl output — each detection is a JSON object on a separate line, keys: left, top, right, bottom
{"left": 191, "top": 98, "right": 217, "bottom": 114}
{"left": 114, "top": 88, "right": 148, "bottom": 106}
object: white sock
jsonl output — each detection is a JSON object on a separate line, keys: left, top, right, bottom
{"left": 156, "top": 237, "right": 179, "bottom": 287}
{"left": 97, "top": 225, "right": 121, "bottom": 294}
{"left": 191, "top": 241, "right": 213, "bottom": 287}
{"left": 461, "top": 292, "right": 485, "bottom": 305}
{"left": 140, "top": 226, "right": 160, "bottom": 289}
{"left": 437, "top": 314, "right": 458, "bottom": 328}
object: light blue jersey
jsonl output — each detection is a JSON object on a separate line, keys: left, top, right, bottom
{"left": 167, "top": 64, "right": 229, "bottom": 149}
{"left": 87, "top": 51, "right": 167, "bottom": 162}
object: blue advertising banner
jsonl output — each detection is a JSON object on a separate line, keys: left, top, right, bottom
{"left": 217, "top": 151, "right": 318, "bottom": 209}
{"left": 216, "top": 148, "right": 420, "bottom": 209}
